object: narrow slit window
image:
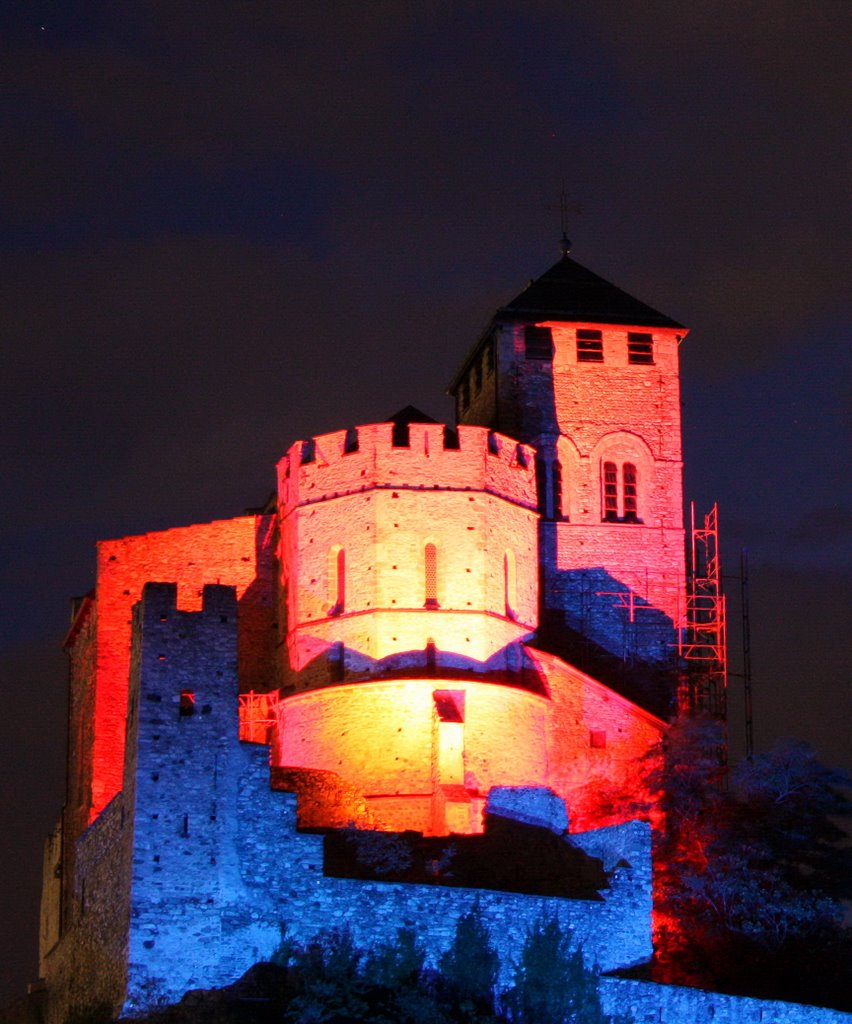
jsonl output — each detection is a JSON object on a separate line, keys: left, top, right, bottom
{"left": 577, "top": 329, "right": 603, "bottom": 362}
{"left": 524, "top": 325, "right": 553, "bottom": 360}
{"left": 424, "top": 543, "right": 438, "bottom": 608}
{"left": 603, "top": 462, "right": 619, "bottom": 521}
{"left": 628, "top": 332, "right": 654, "bottom": 364}
{"left": 552, "top": 460, "right": 563, "bottom": 519}
{"left": 504, "top": 550, "right": 517, "bottom": 619}
{"left": 535, "top": 456, "right": 549, "bottom": 516}
{"left": 623, "top": 464, "right": 638, "bottom": 521}
{"left": 329, "top": 547, "right": 345, "bottom": 614}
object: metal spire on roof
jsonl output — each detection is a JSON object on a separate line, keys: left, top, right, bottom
{"left": 559, "top": 182, "right": 571, "bottom": 256}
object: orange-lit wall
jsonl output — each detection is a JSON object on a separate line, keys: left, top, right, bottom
{"left": 272, "top": 651, "right": 663, "bottom": 836}
{"left": 277, "top": 423, "right": 539, "bottom": 690}
{"left": 70, "top": 514, "right": 275, "bottom": 822}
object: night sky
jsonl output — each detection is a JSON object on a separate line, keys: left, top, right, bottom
{"left": 1, "top": 1, "right": 849, "bottom": 1004}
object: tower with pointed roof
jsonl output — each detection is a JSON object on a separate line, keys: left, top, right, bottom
{"left": 450, "top": 248, "right": 687, "bottom": 715}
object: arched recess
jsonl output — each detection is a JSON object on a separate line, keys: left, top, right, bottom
{"left": 591, "top": 431, "right": 655, "bottom": 524}
{"left": 555, "top": 435, "right": 581, "bottom": 520}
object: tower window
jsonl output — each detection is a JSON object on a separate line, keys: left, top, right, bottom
{"left": 603, "top": 462, "right": 619, "bottom": 521}
{"left": 628, "top": 333, "right": 654, "bottom": 364}
{"left": 424, "top": 543, "right": 439, "bottom": 608}
{"left": 524, "top": 325, "right": 553, "bottom": 360}
{"left": 329, "top": 547, "right": 345, "bottom": 615}
{"left": 623, "top": 464, "right": 638, "bottom": 521}
{"left": 602, "top": 462, "right": 640, "bottom": 522}
{"left": 577, "top": 329, "right": 603, "bottom": 362}
{"left": 179, "top": 691, "right": 195, "bottom": 717}
{"left": 552, "top": 460, "right": 563, "bottom": 519}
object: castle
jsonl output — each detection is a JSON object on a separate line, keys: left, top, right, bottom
{"left": 34, "top": 247, "right": 847, "bottom": 1024}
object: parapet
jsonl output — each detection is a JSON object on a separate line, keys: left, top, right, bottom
{"left": 138, "top": 581, "right": 237, "bottom": 623}
{"left": 278, "top": 422, "right": 537, "bottom": 513}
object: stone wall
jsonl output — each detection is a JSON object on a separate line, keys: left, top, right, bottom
{"left": 86, "top": 513, "right": 275, "bottom": 822}
{"left": 277, "top": 422, "right": 539, "bottom": 692}
{"left": 600, "top": 977, "right": 852, "bottom": 1024}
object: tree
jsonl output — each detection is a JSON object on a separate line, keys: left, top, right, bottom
{"left": 648, "top": 719, "right": 852, "bottom": 1006}
{"left": 438, "top": 907, "right": 501, "bottom": 1021}
{"left": 504, "top": 915, "right": 624, "bottom": 1024}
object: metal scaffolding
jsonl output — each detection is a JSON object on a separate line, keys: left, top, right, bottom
{"left": 679, "top": 502, "right": 728, "bottom": 721}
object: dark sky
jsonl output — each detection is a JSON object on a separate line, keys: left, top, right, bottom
{"left": 1, "top": 0, "right": 850, "bottom": 1004}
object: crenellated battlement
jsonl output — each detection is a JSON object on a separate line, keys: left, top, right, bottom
{"left": 277, "top": 422, "right": 537, "bottom": 513}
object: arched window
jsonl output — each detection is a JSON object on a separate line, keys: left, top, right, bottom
{"left": 602, "top": 462, "right": 640, "bottom": 522}
{"left": 424, "top": 543, "right": 438, "bottom": 608}
{"left": 603, "top": 462, "right": 619, "bottom": 521}
{"left": 328, "top": 546, "right": 345, "bottom": 615}
{"left": 504, "top": 550, "right": 517, "bottom": 619}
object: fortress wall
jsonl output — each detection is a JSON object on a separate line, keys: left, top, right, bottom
{"left": 538, "top": 651, "right": 664, "bottom": 832}
{"left": 41, "top": 795, "right": 131, "bottom": 1024}
{"left": 277, "top": 423, "right": 539, "bottom": 689}
{"left": 124, "top": 772, "right": 652, "bottom": 1010}
{"left": 87, "top": 514, "right": 275, "bottom": 821}
{"left": 600, "top": 978, "right": 852, "bottom": 1024}
{"left": 273, "top": 678, "right": 551, "bottom": 833}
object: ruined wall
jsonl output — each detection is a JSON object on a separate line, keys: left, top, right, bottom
{"left": 84, "top": 514, "right": 275, "bottom": 822}
{"left": 277, "top": 423, "right": 538, "bottom": 691}
{"left": 41, "top": 795, "right": 132, "bottom": 1024}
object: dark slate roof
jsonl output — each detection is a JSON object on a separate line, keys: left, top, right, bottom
{"left": 498, "top": 255, "right": 683, "bottom": 329}
{"left": 385, "top": 405, "right": 438, "bottom": 425}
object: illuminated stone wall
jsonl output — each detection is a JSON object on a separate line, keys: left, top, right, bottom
{"left": 65, "top": 514, "right": 275, "bottom": 825}
{"left": 277, "top": 423, "right": 538, "bottom": 690}
{"left": 458, "top": 320, "right": 687, "bottom": 678}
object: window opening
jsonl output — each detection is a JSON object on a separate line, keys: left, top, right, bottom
{"left": 504, "top": 550, "right": 517, "bottom": 619}
{"left": 179, "top": 691, "right": 195, "bottom": 717}
{"left": 623, "top": 464, "right": 638, "bottom": 521}
{"left": 577, "top": 329, "right": 603, "bottom": 362}
{"left": 524, "top": 325, "right": 553, "bottom": 360}
{"left": 590, "top": 729, "right": 607, "bottom": 749}
{"left": 424, "top": 543, "right": 438, "bottom": 608}
{"left": 535, "top": 456, "right": 549, "bottom": 516}
{"left": 329, "top": 547, "right": 345, "bottom": 615}
{"left": 552, "top": 460, "right": 563, "bottom": 519}
{"left": 628, "top": 332, "right": 654, "bottom": 364}
{"left": 443, "top": 425, "right": 460, "bottom": 449}
{"left": 603, "top": 462, "right": 619, "bottom": 521}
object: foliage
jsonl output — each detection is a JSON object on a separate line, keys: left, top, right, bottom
{"left": 503, "top": 915, "right": 624, "bottom": 1024}
{"left": 284, "top": 925, "right": 370, "bottom": 1023}
{"left": 438, "top": 907, "right": 501, "bottom": 1021}
{"left": 649, "top": 718, "right": 852, "bottom": 1006}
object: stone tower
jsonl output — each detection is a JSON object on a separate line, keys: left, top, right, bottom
{"left": 450, "top": 251, "right": 688, "bottom": 715}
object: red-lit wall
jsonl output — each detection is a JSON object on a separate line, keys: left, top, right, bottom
{"left": 70, "top": 514, "right": 275, "bottom": 822}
